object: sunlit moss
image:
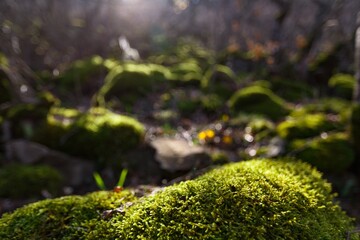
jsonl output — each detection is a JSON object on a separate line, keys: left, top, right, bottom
{"left": 0, "top": 190, "right": 136, "bottom": 239}
{"left": 228, "top": 86, "right": 289, "bottom": 120}
{"left": 91, "top": 159, "right": 356, "bottom": 239}
{"left": 0, "top": 159, "right": 356, "bottom": 239}
{"left": 277, "top": 113, "right": 338, "bottom": 140}
{"left": 328, "top": 73, "right": 355, "bottom": 100}
{"left": 202, "top": 64, "right": 237, "bottom": 98}
{"left": 33, "top": 107, "right": 145, "bottom": 163}
{"left": 290, "top": 133, "right": 354, "bottom": 173}
{"left": 0, "top": 52, "right": 9, "bottom": 69}
{"left": 0, "top": 164, "right": 63, "bottom": 198}
{"left": 56, "top": 55, "right": 106, "bottom": 90}
{"left": 97, "top": 63, "right": 170, "bottom": 104}
{"left": 170, "top": 61, "right": 203, "bottom": 85}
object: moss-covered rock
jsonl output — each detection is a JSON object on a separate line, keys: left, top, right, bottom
{"left": 0, "top": 164, "right": 63, "bottom": 198}
{"left": 169, "top": 61, "right": 203, "bottom": 86}
{"left": 33, "top": 107, "right": 145, "bottom": 164}
{"left": 0, "top": 159, "right": 356, "bottom": 239}
{"left": 328, "top": 73, "right": 355, "bottom": 100}
{"left": 351, "top": 103, "right": 360, "bottom": 158}
{"left": 56, "top": 55, "right": 106, "bottom": 92}
{"left": 270, "top": 78, "right": 314, "bottom": 102}
{"left": 228, "top": 85, "right": 289, "bottom": 120}
{"left": 277, "top": 113, "right": 339, "bottom": 140}
{"left": 0, "top": 190, "right": 136, "bottom": 239}
{"left": 92, "top": 159, "right": 356, "bottom": 239}
{"left": 97, "top": 63, "right": 170, "bottom": 104}
{"left": 202, "top": 64, "right": 237, "bottom": 98}
{"left": 289, "top": 133, "right": 354, "bottom": 173}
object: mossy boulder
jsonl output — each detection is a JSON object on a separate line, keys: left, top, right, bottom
{"left": 169, "top": 61, "right": 203, "bottom": 86}
{"left": 228, "top": 85, "right": 289, "bottom": 120}
{"left": 277, "top": 113, "right": 339, "bottom": 140}
{"left": 270, "top": 78, "right": 314, "bottom": 102}
{"left": 56, "top": 55, "right": 106, "bottom": 93}
{"left": 328, "top": 73, "right": 355, "bottom": 100}
{"left": 0, "top": 164, "right": 63, "bottom": 198}
{"left": 97, "top": 63, "right": 170, "bottom": 104}
{"left": 0, "top": 190, "right": 137, "bottom": 239}
{"left": 289, "top": 133, "right": 354, "bottom": 173}
{"left": 33, "top": 108, "right": 145, "bottom": 164}
{"left": 351, "top": 103, "right": 360, "bottom": 158}
{"left": 202, "top": 64, "right": 237, "bottom": 98}
{"left": 0, "top": 159, "right": 356, "bottom": 239}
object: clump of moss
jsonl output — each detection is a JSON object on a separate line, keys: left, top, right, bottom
{"left": 0, "top": 190, "right": 136, "bottom": 239}
{"left": 0, "top": 159, "right": 356, "bottom": 239}
{"left": 0, "top": 164, "right": 63, "bottom": 198}
{"left": 277, "top": 113, "right": 338, "bottom": 140}
{"left": 328, "top": 73, "right": 355, "bottom": 100}
{"left": 56, "top": 55, "right": 106, "bottom": 91}
{"left": 289, "top": 133, "right": 354, "bottom": 173}
{"left": 33, "top": 107, "right": 145, "bottom": 164}
{"left": 92, "top": 159, "right": 356, "bottom": 239}
{"left": 170, "top": 61, "right": 203, "bottom": 86}
{"left": 270, "top": 78, "right": 314, "bottom": 102}
{"left": 351, "top": 103, "right": 360, "bottom": 157}
{"left": 97, "top": 63, "right": 170, "bottom": 104}
{"left": 202, "top": 64, "right": 237, "bottom": 98}
{"left": 228, "top": 86, "right": 289, "bottom": 120}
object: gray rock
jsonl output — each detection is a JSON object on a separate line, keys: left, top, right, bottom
{"left": 5, "top": 139, "right": 94, "bottom": 187}
{"left": 150, "top": 137, "right": 210, "bottom": 172}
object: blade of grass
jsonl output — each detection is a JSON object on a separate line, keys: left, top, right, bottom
{"left": 93, "top": 172, "right": 106, "bottom": 190}
{"left": 117, "top": 169, "right": 128, "bottom": 187}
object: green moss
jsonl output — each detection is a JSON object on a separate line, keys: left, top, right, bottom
{"left": 0, "top": 190, "right": 136, "bottom": 239}
{"left": 0, "top": 52, "right": 9, "bottom": 69}
{"left": 169, "top": 61, "right": 203, "bottom": 85}
{"left": 33, "top": 107, "right": 145, "bottom": 164}
{"left": 350, "top": 103, "right": 360, "bottom": 157}
{"left": 4, "top": 101, "right": 51, "bottom": 139}
{"left": 56, "top": 55, "right": 105, "bottom": 90}
{"left": 228, "top": 86, "right": 289, "bottom": 120}
{"left": 200, "top": 94, "right": 224, "bottom": 113}
{"left": 92, "top": 159, "right": 356, "bottom": 239}
{"left": 0, "top": 159, "right": 356, "bottom": 239}
{"left": 202, "top": 64, "right": 237, "bottom": 98}
{"left": 270, "top": 78, "right": 314, "bottom": 102}
{"left": 290, "top": 133, "right": 354, "bottom": 173}
{"left": 246, "top": 118, "right": 275, "bottom": 140}
{"left": 328, "top": 73, "right": 355, "bottom": 100}
{"left": 0, "top": 164, "right": 63, "bottom": 198}
{"left": 0, "top": 77, "right": 11, "bottom": 104}
{"left": 277, "top": 113, "right": 338, "bottom": 140}
{"left": 210, "top": 151, "right": 230, "bottom": 165}
{"left": 98, "top": 63, "right": 170, "bottom": 104}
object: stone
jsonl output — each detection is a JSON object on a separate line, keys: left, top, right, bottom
{"left": 150, "top": 137, "right": 210, "bottom": 172}
{"left": 5, "top": 139, "right": 94, "bottom": 187}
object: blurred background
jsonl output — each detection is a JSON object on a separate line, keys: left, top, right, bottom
{"left": 1, "top": 0, "right": 359, "bottom": 78}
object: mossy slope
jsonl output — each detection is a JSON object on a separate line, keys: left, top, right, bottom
{"left": 0, "top": 191, "right": 136, "bottom": 239}
{"left": 94, "top": 159, "right": 355, "bottom": 239}
{"left": 0, "top": 159, "right": 356, "bottom": 239}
